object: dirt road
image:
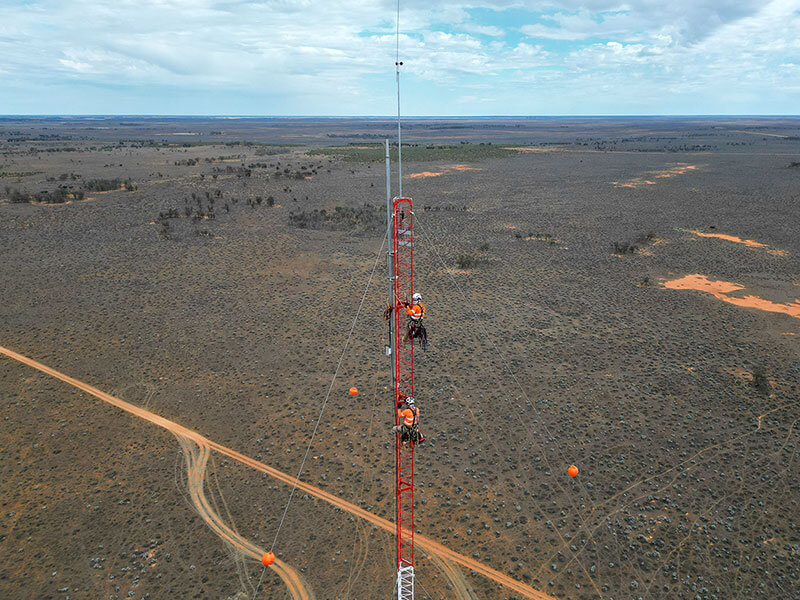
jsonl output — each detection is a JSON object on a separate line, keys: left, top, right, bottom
{"left": 0, "top": 344, "right": 313, "bottom": 600}
{"left": 0, "top": 345, "right": 559, "bottom": 600}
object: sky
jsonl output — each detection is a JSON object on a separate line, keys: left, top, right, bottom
{"left": 1, "top": 0, "right": 799, "bottom": 116}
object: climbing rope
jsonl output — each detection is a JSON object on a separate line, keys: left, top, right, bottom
{"left": 415, "top": 220, "right": 597, "bottom": 499}
{"left": 415, "top": 221, "right": 605, "bottom": 595}
{"left": 268, "top": 231, "right": 388, "bottom": 556}
{"left": 252, "top": 564, "right": 268, "bottom": 599}
{"left": 342, "top": 374, "right": 383, "bottom": 598}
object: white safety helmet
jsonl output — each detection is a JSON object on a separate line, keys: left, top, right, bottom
{"left": 412, "top": 292, "right": 422, "bottom": 303}
{"left": 405, "top": 396, "right": 415, "bottom": 406}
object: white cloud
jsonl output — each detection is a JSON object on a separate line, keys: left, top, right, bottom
{"left": 0, "top": 0, "right": 798, "bottom": 114}
{"left": 519, "top": 24, "right": 590, "bottom": 41}
{"left": 518, "top": 1, "right": 767, "bottom": 45}
{"left": 459, "top": 23, "right": 505, "bottom": 37}
{"left": 58, "top": 58, "right": 94, "bottom": 74}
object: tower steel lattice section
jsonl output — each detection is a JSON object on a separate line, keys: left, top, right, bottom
{"left": 391, "top": 197, "right": 415, "bottom": 600}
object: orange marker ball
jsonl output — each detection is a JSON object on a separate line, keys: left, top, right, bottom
{"left": 261, "top": 552, "right": 275, "bottom": 566}
{"left": 568, "top": 465, "right": 579, "bottom": 478}
{"left": 349, "top": 387, "right": 358, "bottom": 396}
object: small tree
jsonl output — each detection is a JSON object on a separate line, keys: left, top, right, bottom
{"left": 751, "top": 366, "right": 770, "bottom": 393}
{"left": 456, "top": 253, "right": 476, "bottom": 269}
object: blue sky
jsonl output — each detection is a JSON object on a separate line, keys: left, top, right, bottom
{"left": 1, "top": 0, "right": 799, "bottom": 115}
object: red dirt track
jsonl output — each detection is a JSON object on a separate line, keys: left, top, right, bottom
{"left": 0, "top": 345, "right": 558, "bottom": 600}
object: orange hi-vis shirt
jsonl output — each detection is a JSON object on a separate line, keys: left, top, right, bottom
{"left": 397, "top": 406, "right": 419, "bottom": 428}
{"left": 406, "top": 302, "right": 426, "bottom": 321}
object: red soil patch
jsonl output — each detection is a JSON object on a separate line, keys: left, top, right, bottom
{"left": 504, "top": 146, "right": 549, "bottom": 152}
{"left": 408, "top": 171, "right": 444, "bottom": 179}
{"left": 654, "top": 165, "right": 697, "bottom": 178}
{"left": 686, "top": 230, "right": 787, "bottom": 256}
{"left": 406, "top": 164, "right": 482, "bottom": 179}
{"left": 661, "top": 274, "right": 800, "bottom": 319}
{"left": 612, "top": 164, "right": 697, "bottom": 188}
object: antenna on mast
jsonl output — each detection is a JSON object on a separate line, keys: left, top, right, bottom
{"left": 395, "top": 0, "right": 403, "bottom": 196}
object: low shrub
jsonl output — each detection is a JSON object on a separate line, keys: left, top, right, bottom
{"left": 456, "top": 253, "right": 476, "bottom": 268}
{"left": 751, "top": 366, "right": 770, "bottom": 393}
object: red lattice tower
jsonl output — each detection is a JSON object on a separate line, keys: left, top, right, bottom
{"left": 391, "top": 197, "right": 415, "bottom": 599}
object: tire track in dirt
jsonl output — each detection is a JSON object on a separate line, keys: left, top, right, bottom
{"left": 0, "top": 345, "right": 312, "bottom": 600}
{"left": 174, "top": 433, "right": 313, "bottom": 600}
{"left": 0, "top": 345, "right": 558, "bottom": 600}
{"left": 428, "top": 553, "right": 480, "bottom": 600}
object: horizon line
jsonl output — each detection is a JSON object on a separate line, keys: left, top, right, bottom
{"left": 2, "top": 114, "right": 800, "bottom": 119}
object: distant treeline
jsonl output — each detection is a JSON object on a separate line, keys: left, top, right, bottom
{"left": 5, "top": 186, "right": 83, "bottom": 204}
{"left": 289, "top": 204, "right": 386, "bottom": 231}
{"left": 4, "top": 178, "right": 135, "bottom": 204}
{"left": 84, "top": 178, "right": 137, "bottom": 192}
{"left": 308, "top": 143, "right": 518, "bottom": 163}
{"left": 325, "top": 133, "right": 393, "bottom": 138}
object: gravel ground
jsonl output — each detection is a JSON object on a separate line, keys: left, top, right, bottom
{"left": 1, "top": 117, "right": 799, "bottom": 600}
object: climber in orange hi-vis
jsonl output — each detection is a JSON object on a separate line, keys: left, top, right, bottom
{"left": 391, "top": 396, "right": 424, "bottom": 446}
{"left": 401, "top": 292, "right": 427, "bottom": 350}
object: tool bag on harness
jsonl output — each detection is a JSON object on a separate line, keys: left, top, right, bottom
{"left": 408, "top": 321, "right": 427, "bottom": 351}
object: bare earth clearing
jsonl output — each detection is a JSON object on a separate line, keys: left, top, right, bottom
{"left": 1, "top": 116, "right": 799, "bottom": 600}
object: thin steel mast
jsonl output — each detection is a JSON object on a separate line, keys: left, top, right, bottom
{"left": 395, "top": 0, "right": 403, "bottom": 196}
{"left": 386, "top": 140, "right": 394, "bottom": 393}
